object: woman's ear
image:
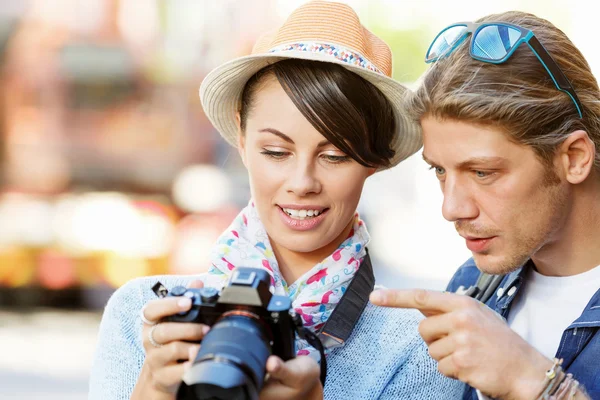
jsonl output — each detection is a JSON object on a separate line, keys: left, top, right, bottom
{"left": 558, "top": 130, "right": 595, "bottom": 184}
{"left": 236, "top": 113, "right": 247, "bottom": 167}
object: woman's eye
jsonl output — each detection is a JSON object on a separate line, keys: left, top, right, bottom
{"left": 322, "top": 154, "right": 351, "bottom": 163}
{"left": 260, "top": 150, "right": 288, "bottom": 159}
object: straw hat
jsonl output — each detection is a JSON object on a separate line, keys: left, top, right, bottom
{"left": 199, "top": 0, "right": 422, "bottom": 167}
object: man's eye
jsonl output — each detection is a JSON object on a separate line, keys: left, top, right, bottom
{"left": 475, "top": 170, "right": 489, "bottom": 178}
{"left": 429, "top": 166, "right": 445, "bottom": 175}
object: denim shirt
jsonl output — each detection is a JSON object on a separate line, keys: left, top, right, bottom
{"left": 447, "top": 258, "right": 600, "bottom": 399}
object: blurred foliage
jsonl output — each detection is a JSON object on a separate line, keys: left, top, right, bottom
{"left": 375, "top": 26, "right": 430, "bottom": 83}
{"left": 363, "top": 0, "right": 431, "bottom": 83}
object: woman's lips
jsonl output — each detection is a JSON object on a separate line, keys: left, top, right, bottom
{"left": 277, "top": 205, "right": 329, "bottom": 231}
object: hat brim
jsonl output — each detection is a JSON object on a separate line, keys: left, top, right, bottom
{"left": 199, "top": 50, "right": 422, "bottom": 168}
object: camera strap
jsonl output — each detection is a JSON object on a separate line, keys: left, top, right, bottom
{"left": 464, "top": 271, "right": 506, "bottom": 304}
{"left": 317, "top": 248, "right": 375, "bottom": 350}
{"left": 297, "top": 326, "right": 328, "bottom": 386}
{"left": 296, "top": 250, "right": 373, "bottom": 387}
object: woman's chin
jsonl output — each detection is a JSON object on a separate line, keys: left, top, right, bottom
{"left": 271, "top": 233, "right": 332, "bottom": 254}
{"left": 280, "top": 241, "right": 326, "bottom": 254}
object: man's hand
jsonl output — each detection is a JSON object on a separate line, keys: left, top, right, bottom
{"left": 260, "top": 356, "right": 323, "bottom": 400}
{"left": 370, "top": 288, "right": 553, "bottom": 400}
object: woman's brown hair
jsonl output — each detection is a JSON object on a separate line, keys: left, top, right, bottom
{"left": 239, "top": 59, "right": 397, "bottom": 169}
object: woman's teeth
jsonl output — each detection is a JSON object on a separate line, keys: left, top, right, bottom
{"left": 282, "top": 208, "right": 322, "bottom": 219}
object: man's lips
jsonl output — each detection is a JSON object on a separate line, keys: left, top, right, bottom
{"left": 461, "top": 235, "right": 497, "bottom": 253}
{"left": 461, "top": 235, "right": 495, "bottom": 240}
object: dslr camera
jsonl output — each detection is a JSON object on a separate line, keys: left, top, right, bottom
{"left": 154, "top": 267, "right": 304, "bottom": 400}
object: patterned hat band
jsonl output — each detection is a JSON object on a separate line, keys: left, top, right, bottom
{"left": 268, "top": 42, "right": 383, "bottom": 75}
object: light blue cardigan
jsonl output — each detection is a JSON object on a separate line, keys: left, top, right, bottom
{"left": 88, "top": 275, "right": 465, "bottom": 399}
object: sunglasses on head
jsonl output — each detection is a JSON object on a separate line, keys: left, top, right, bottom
{"left": 425, "top": 21, "right": 583, "bottom": 118}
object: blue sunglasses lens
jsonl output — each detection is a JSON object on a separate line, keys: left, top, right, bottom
{"left": 426, "top": 25, "right": 468, "bottom": 62}
{"left": 472, "top": 25, "right": 522, "bottom": 61}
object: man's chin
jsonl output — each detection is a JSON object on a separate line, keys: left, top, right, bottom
{"left": 471, "top": 252, "right": 525, "bottom": 276}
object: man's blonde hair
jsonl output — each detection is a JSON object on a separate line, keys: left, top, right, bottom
{"left": 407, "top": 11, "right": 600, "bottom": 169}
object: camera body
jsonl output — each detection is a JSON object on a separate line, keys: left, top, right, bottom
{"left": 163, "top": 268, "right": 298, "bottom": 361}
{"left": 156, "top": 267, "right": 305, "bottom": 400}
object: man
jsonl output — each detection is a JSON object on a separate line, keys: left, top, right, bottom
{"left": 371, "top": 11, "right": 600, "bottom": 400}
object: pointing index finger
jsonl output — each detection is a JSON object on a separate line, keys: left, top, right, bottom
{"left": 370, "top": 288, "right": 473, "bottom": 315}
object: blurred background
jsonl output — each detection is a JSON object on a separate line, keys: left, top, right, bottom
{"left": 0, "top": 0, "right": 596, "bottom": 398}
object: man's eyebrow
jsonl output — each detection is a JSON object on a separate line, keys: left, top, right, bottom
{"left": 456, "top": 157, "right": 506, "bottom": 169}
{"left": 422, "top": 154, "right": 507, "bottom": 168}
{"left": 422, "top": 153, "right": 436, "bottom": 165}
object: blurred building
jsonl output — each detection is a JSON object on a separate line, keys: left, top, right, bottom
{"left": 0, "top": 0, "right": 586, "bottom": 307}
{"left": 0, "top": 0, "right": 279, "bottom": 306}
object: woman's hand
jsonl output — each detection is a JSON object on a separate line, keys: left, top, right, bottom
{"left": 260, "top": 355, "right": 324, "bottom": 400}
{"left": 131, "top": 279, "right": 323, "bottom": 400}
{"left": 131, "top": 281, "right": 207, "bottom": 400}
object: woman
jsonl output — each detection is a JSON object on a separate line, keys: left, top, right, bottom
{"left": 89, "top": 1, "right": 465, "bottom": 399}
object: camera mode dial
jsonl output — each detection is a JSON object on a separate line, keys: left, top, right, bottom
{"left": 199, "top": 287, "right": 219, "bottom": 303}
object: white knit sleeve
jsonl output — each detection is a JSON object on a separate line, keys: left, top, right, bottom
{"left": 378, "top": 338, "right": 466, "bottom": 399}
{"left": 88, "top": 279, "right": 146, "bottom": 400}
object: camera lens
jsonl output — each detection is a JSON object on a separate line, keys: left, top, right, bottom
{"left": 177, "top": 313, "right": 272, "bottom": 400}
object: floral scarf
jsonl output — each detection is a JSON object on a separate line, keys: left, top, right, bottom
{"left": 203, "top": 200, "right": 370, "bottom": 358}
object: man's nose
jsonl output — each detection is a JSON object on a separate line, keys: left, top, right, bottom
{"left": 441, "top": 177, "right": 478, "bottom": 222}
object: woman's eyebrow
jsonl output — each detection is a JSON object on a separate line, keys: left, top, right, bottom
{"left": 259, "top": 128, "right": 332, "bottom": 148}
{"left": 259, "top": 128, "right": 294, "bottom": 143}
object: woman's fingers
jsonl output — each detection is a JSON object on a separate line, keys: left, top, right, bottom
{"left": 144, "top": 322, "right": 209, "bottom": 348}
{"left": 150, "top": 362, "right": 189, "bottom": 393}
{"left": 142, "top": 297, "right": 193, "bottom": 324}
{"left": 260, "top": 356, "right": 322, "bottom": 400}
{"left": 188, "top": 343, "right": 201, "bottom": 364}
{"left": 147, "top": 342, "right": 201, "bottom": 369}
{"left": 137, "top": 280, "right": 208, "bottom": 396}
{"left": 187, "top": 280, "right": 204, "bottom": 289}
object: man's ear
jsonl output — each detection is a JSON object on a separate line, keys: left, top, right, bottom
{"left": 558, "top": 130, "right": 595, "bottom": 184}
{"left": 236, "top": 113, "right": 247, "bottom": 167}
